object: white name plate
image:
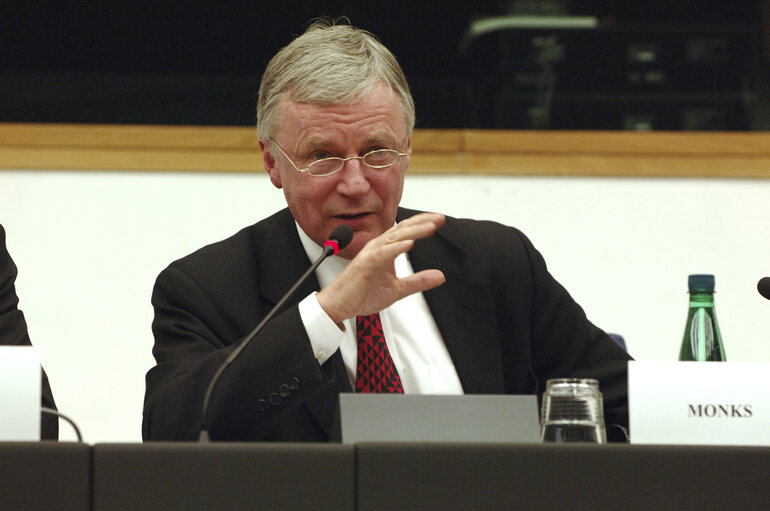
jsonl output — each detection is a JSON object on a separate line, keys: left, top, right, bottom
{"left": 0, "top": 346, "right": 41, "bottom": 441}
{"left": 629, "top": 361, "right": 770, "bottom": 446}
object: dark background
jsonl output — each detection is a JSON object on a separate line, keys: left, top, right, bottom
{"left": 2, "top": 1, "right": 769, "bottom": 130}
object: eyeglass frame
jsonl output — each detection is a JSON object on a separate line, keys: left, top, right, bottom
{"left": 269, "top": 138, "right": 409, "bottom": 177}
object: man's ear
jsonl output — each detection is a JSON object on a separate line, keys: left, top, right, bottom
{"left": 259, "top": 138, "right": 283, "bottom": 189}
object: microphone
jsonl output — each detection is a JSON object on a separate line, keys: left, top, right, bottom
{"left": 758, "top": 277, "right": 770, "bottom": 300}
{"left": 198, "top": 225, "right": 353, "bottom": 441}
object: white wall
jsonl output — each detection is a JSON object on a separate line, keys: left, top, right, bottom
{"left": 2, "top": 169, "right": 769, "bottom": 442}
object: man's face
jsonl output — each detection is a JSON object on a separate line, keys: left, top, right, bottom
{"left": 261, "top": 83, "right": 411, "bottom": 258}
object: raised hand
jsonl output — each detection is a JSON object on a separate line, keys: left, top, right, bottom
{"left": 316, "top": 212, "right": 446, "bottom": 325}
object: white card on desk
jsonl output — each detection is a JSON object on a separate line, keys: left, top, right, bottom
{"left": 0, "top": 346, "right": 41, "bottom": 441}
{"left": 629, "top": 360, "right": 770, "bottom": 446}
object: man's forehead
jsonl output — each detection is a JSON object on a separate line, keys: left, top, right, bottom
{"left": 277, "top": 97, "right": 408, "bottom": 148}
{"left": 302, "top": 131, "right": 400, "bottom": 147}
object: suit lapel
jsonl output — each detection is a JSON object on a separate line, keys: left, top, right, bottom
{"left": 258, "top": 210, "right": 320, "bottom": 308}
{"left": 403, "top": 209, "right": 506, "bottom": 394}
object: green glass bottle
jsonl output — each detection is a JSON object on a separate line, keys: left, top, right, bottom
{"left": 678, "top": 274, "right": 726, "bottom": 361}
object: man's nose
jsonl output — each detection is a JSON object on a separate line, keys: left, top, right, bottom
{"left": 336, "top": 157, "right": 371, "bottom": 196}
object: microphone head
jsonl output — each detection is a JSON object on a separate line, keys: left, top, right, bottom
{"left": 329, "top": 225, "right": 354, "bottom": 250}
{"left": 758, "top": 277, "right": 770, "bottom": 300}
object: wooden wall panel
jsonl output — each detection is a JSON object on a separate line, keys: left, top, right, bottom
{"left": 1, "top": 123, "right": 769, "bottom": 178}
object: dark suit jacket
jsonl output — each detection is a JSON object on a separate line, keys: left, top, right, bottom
{"left": 0, "top": 224, "right": 59, "bottom": 440}
{"left": 143, "top": 208, "right": 630, "bottom": 441}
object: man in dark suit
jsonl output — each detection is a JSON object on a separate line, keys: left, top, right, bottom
{"left": 143, "top": 20, "right": 631, "bottom": 442}
{"left": 0, "top": 224, "right": 58, "bottom": 440}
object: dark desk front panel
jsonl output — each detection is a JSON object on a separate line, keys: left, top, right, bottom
{"left": 357, "top": 442, "right": 770, "bottom": 511}
{"left": 4, "top": 441, "right": 768, "bottom": 510}
{"left": 92, "top": 443, "right": 355, "bottom": 511}
{"left": 0, "top": 442, "right": 91, "bottom": 511}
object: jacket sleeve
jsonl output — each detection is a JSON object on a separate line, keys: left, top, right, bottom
{"left": 514, "top": 228, "right": 631, "bottom": 439}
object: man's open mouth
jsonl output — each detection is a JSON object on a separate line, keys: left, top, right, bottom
{"left": 336, "top": 212, "right": 369, "bottom": 220}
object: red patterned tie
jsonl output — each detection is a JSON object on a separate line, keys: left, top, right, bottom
{"left": 355, "top": 313, "right": 404, "bottom": 393}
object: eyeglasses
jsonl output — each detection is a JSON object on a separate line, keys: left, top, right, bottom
{"left": 270, "top": 138, "right": 408, "bottom": 177}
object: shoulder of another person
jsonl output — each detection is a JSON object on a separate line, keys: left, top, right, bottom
{"left": 0, "top": 226, "right": 17, "bottom": 281}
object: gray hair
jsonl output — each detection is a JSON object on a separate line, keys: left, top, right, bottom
{"left": 256, "top": 20, "right": 415, "bottom": 141}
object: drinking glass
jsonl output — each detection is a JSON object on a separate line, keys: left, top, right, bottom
{"left": 540, "top": 378, "right": 606, "bottom": 443}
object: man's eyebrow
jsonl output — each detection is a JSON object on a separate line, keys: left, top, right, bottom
{"left": 301, "top": 135, "right": 332, "bottom": 148}
{"left": 365, "top": 134, "right": 396, "bottom": 145}
{"left": 360, "top": 131, "right": 405, "bottom": 148}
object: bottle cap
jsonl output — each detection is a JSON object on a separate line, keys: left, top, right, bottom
{"left": 688, "top": 274, "right": 715, "bottom": 292}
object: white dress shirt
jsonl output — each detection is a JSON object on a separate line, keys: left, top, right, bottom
{"left": 296, "top": 223, "right": 463, "bottom": 394}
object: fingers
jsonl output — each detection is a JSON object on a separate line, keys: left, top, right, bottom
{"left": 355, "top": 213, "right": 444, "bottom": 266}
{"left": 397, "top": 269, "right": 446, "bottom": 297}
{"left": 366, "top": 239, "right": 415, "bottom": 267}
{"left": 358, "top": 212, "right": 444, "bottom": 270}
{"left": 370, "top": 212, "right": 445, "bottom": 250}
{"left": 354, "top": 269, "right": 446, "bottom": 318}
{"left": 317, "top": 213, "right": 447, "bottom": 323}
{"left": 390, "top": 212, "right": 445, "bottom": 240}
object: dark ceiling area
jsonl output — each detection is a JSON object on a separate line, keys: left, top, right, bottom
{"left": 2, "top": 1, "right": 768, "bottom": 130}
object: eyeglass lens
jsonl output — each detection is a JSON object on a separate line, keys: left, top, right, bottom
{"left": 307, "top": 150, "right": 401, "bottom": 176}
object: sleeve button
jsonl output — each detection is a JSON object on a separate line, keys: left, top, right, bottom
{"left": 279, "top": 384, "right": 291, "bottom": 397}
{"left": 268, "top": 393, "right": 282, "bottom": 406}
